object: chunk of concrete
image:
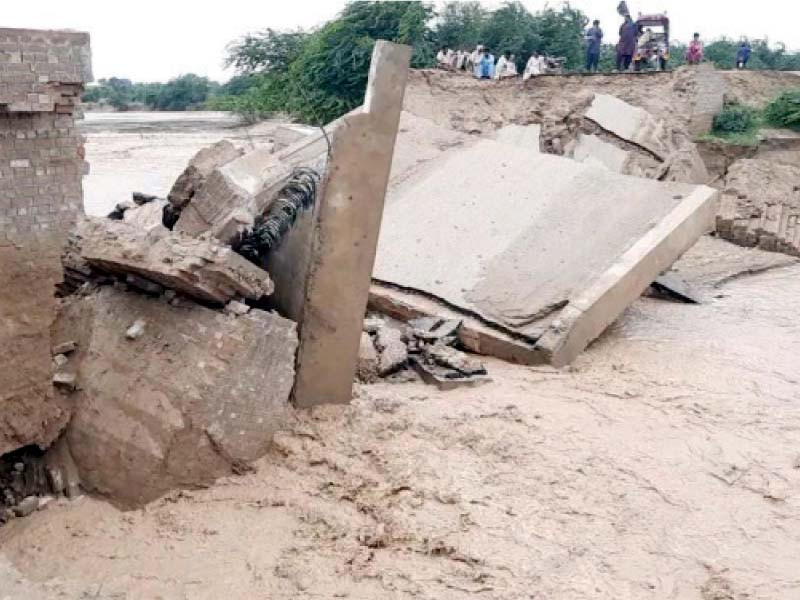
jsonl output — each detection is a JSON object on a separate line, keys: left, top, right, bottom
{"left": 123, "top": 198, "right": 169, "bottom": 231}
{"left": 357, "top": 332, "right": 380, "bottom": 383}
{"left": 373, "top": 139, "right": 718, "bottom": 366}
{"left": 375, "top": 325, "right": 408, "bottom": 376}
{"left": 62, "top": 287, "right": 298, "bottom": 507}
{"left": 585, "top": 94, "right": 673, "bottom": 160}
{"left": 77, "top": 218, "right": 274, "bottom": 304}
{"left": 168, "top": 140, "right": 244, "bottom": 210}
{"left": 573, "top": 133, "right": 629, "bottom": 172}
{"left": 174, "top": 148, "right": 296, "bottom": 243}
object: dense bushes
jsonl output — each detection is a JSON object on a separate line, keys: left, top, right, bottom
{"left": 713, "top": 103, "right": 759, "bottom": 134}
{"left": 764, "top": 89, "right": 800, "bottom": 130}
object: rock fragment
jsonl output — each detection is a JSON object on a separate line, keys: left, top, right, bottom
{"left": 224, "top": 300, "right": 251, "bottom": 316}
{"left": 77, "top": 218, "right": 274, "bottom": 304}
{"left": 52, "top": 372, "right": 77, "bottom": 392}
{"left": 375, "top": 325, "right": 408, "bottom": 376}
{"left": 357, "top": 332, "right": 380, "bottom": 383}
{"left": 52, "top": 341, "right": 77, "bottom": 356}
{"left": 125, "top": 319, "right": 146, "bottom": 340}
{"left": 11, "top": 496, "right": 39, "bottom": 518}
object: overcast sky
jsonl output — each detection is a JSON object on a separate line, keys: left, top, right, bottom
{"left": 4, "top": 0, "right": 799, "bottom": 82}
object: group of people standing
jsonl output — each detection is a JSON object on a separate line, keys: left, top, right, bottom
{"left": 436, "top": 46, "right": 550, "bottom": 80}
{"left": 436, "top": 19, "right": 759, "bottom": 81}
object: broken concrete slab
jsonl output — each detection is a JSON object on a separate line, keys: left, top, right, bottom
{"left": 535, "top": 186, "right": 718, "bottom": 366}
{"left": 585, "top": 93, "right": 674, "bottom": 160}
{"left": 573, "top": 133, "right": 629, "bottom": 172}
{"left": 291, "top": 41, "right": 412, "bottom": 407}
{"left": 174, "top": 147, "right": 296, "bottom": 241}
{"left": 168, "top": 140, "right": 244, "bottom": 211}
{"left": 77, "top": 218, "right": 274, "bottom": 305}
{"left": 123, "top": 198, "right": 168, "bottom": 231}
{"left": 373, "top": 138, "right": 718, "bottom": 366}
{"left": 271, "top": 124, "right": 316, "bottom": 152}
{"left": 61, "top": 286, "right": 297, "bottom": 507}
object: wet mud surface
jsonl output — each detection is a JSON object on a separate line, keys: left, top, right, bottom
{"left": 2, "top": 241, "right": 798, "bottom": 599}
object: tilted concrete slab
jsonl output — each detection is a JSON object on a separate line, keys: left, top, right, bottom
{"left": 585, "top": 93, "right": 673, "bottom": 160}
{"left": 291, "top": 41, "right": 412, "bottom": 407}
{"left": 572, "top": 133, "right": 629, "bottom": 172}
{"left": 372, "top": 139, "right": 718, "bottom": 365}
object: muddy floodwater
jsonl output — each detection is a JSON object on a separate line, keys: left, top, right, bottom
{"left": 80, "top": 111, "right": 280, "bottom": 216}
{"left": 3, "top": 111, "right": 798, "bottom": 599}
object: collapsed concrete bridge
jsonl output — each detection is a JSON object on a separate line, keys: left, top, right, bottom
{"left": 10, "top": 29, "right": 800, "bottom": 512}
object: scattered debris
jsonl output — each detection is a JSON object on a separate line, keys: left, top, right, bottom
{"left": 375, "top": 325, "right": 408, "bottom": 376}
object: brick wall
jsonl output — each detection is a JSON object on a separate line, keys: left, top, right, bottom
{"left": 0, "top": 28, "right": 91, "bottom": 249}
{"left": 0, "top": 28, "right": 91, "bottom": 457}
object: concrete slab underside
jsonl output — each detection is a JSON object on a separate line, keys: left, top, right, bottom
{"left": 372, "top": 139, "right": 718, "bottom": 365}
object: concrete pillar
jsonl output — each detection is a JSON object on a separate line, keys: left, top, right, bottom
{"left": 291, "top": 41, "right": 411, "bottom": 407}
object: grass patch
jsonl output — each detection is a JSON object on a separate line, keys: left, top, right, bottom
{"left": 764, "top": 88, "right": 800, "bottom": 130}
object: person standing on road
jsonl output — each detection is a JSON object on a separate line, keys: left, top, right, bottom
{"left": 736, "top": 40, "right": 752, "bottom": 69}
{"left": 478, "top": 49, "right": 495, "bottom": 79}
{"left": 585, "top": 20, "right": 603, "bottom": 72}
{"left": 686, "top": 33, "right": 704, "bottom": 65}
{"left": 523, "top": 51, "right": 543, "bottom": 80}
{"left": 494, "top": 51, "right": 518, "bottom": 79}
{"left": 617, "top": 14, "right": 638, "bottom": 70}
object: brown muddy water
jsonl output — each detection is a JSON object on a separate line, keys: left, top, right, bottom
{"left": 80, "top": 111, "right": 280, "bottom": 216}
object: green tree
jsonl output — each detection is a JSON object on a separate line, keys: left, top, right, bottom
{"left": 479, "top": 1, "right": 538, "bottom": 62}
{"left": 224, "top": 29, "right": 309, "bottom": 74}
{"left": 434, "top": 1, "right": 488, "bottom": 50}
{"left": 153, "top": 74, "right": 213, "bottom": 111}
{"left": 530, "top": 3, "right": 588, "bottom": 70}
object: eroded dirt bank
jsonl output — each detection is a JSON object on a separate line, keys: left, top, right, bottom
{"left": 2, "top": 239, "right": 798, "bottom": 600}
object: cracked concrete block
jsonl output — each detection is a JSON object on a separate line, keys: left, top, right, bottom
{"left": 62, "top": 287, "right": 298, "bottom": 507}
{"left": 585, "top": 93, "right": 674, "bottom": 160}
{"left": 77, "top": 218, "right": 273, "bottom": 304}
{"left": 573, "top": 133, "right": 629, "bottom": 172}
{"left": 168, "top": 140, "right": 244, "bottom": 210}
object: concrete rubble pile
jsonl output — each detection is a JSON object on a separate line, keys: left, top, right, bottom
{"left": 358, "top": 315, "right": 489, "bottom": 389}
{"left": 2, "top": 33, "right": 754, "bottom": 514}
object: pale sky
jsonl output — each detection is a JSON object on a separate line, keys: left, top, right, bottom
{"left": 4, "top": 0, "right": 799, "bottom": 82}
